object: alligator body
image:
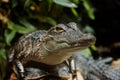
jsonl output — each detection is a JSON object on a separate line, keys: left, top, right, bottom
{"left": 74, "top": 54, "right": 120, "bottom": 80}
{"left": 5, "top": 22, "right": 96, "bottom": 80}
{"left": 6, "top": 22, "right": 120, "bottom": 80}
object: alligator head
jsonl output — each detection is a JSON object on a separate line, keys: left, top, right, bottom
{"left": 40, "top": 22, "right": 96, "bottom": 65}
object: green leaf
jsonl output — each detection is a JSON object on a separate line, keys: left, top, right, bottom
{"left": 24, "top": 0, "right": 32, "bottom": 8}
{"left": 47, "top": 0, "right": 53, "bottom": 4}
{"left": 47, "top": 0, "right": 53, "bottom": 11}
{"left": 39, "top": 17, "right": 57, "bottom": 25}
{"left": 11, "top": 0, "right": 18, "bottom": 8}
{"left": 7, "top": 20, "right": 35, "bottom": 34}
{"left": 45, "top": 17, "right": 57, "bottom": 25}
{"left": 82, "top": 25, "right": 95, "bottom": 33}
{"left": 80, "top": 48, "right": 92, "bottom": 56}
{"left": 71, "top": 8, "right": 78, "bottom": 17}
{"left": 19, "top": 19, "right": 36, "bottom": 31}
{"left": 0, "top": 42, "right": 5, "bottom": 48}
{"left": 0, "top": 48, "right": 6, "bottom": 60}
{"left": 83, "top": 0, "right": 95, "bottom": 20}
{"left": 4, "top": 30, "right": 16, "bottom": 46}
{"left": 71, "top": 0, "right": 79, "bottom": 4}
{"left": 53, "top": 0, "right": 77, "bottom": 8}
{"left": 91, "top": 45, "right": 97, "bottom": 51}
{"left": 0, "top": 48, "right": 7, "bottom": 80}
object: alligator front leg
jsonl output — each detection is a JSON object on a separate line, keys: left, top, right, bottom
{"left": 14, "top": 60, "right": 26, "bottom": 80}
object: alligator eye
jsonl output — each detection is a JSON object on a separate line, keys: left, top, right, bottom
{"left": 55, "top": 27, "right": 65, "bottom": 33}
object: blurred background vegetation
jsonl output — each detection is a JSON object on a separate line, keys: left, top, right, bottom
{"left": 1, "top": 0, "right": 120, "bottom": 80}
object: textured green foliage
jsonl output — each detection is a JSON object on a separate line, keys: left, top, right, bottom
{"left": 91, "top": 45, "right": 97, "bottom": 51}
{"left": 80, "top": 48, "right": 92, "bottom": 56}
{"left": 7, "top": 20, "right": 36, "bottom": 34}
{"left": 0, "top": 48, "right": 6, "bottom": 80}
{"left": 0, "top": 0, "right": 95, "bottom": 79}
{"left": 82, "top": 0, "right": 95, "bottom": 20}
{"left": 4, "top": 30, "right": 16, "bottom": 46}
{"left": 71, "top": 8, "right": 79, "bottom": 17}
{"left": 53, "top": 0, "right": 77, "bottom": 8}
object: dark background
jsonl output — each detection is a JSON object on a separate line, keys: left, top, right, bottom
{"left": 89, "top": 0, "right": 120, "bottom": 58}
{"left": 90, "top": 0, "right": 120, "bottom": 46}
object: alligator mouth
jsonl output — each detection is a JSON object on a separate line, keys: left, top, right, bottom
{"left": 55, "top": 39, "right": 95, "bottom": 51}
{"left": 71, "top": 39, "right": 95, "bottom": 47}
{"left": 52, "top": 34, "right": 96, "bottom": 51}
{"left": 70, "top": 34, "right": 96, "bottom": 48}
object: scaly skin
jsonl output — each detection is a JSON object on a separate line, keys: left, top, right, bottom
{"left": 5, "top": 22, "right": 96, "bottom": 80}
{"left": 74, "top": 54, "right": 120, "bottom": 80}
